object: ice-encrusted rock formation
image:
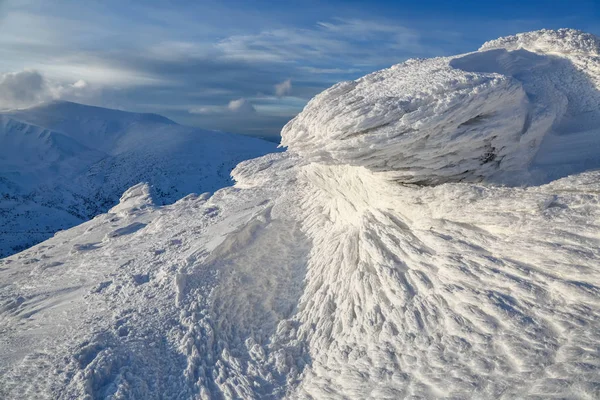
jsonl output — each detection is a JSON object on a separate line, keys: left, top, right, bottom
{"left": 1, "top": 30, "right": 600, "bottom": 400}
{"left": 282, "top": 28, "right": 600, "bottom": 185}
{"left": 480, "top": 28, "right": 600, "bottom": 55}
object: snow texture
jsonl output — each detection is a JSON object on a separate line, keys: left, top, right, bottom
{"left": 2, "top": 29, "right": 600, "bottom": 399}
{"left": 282, "top": 29, "right": 600, "bottom": 186}
{"left": 0, "top": 101, "right": 278, "bottom": 257}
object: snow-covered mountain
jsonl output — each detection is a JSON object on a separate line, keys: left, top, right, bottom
{"left": 0, "top": 101, "right": 278, "bottom": 257}
{"left": 2, "top": 29, "right": 600, "bottom": 399}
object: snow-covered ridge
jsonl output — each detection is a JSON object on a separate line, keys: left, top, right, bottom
{"left": 6, "top": 100, "right": 177, "bottom": 153}
{"left": 1, "top": 30, "right": 600, "bottom": 399}
{"left": 282, "top": 28, "right": 600, "bottom": 185}
{"left": 0, "top": 101, "right": 277, "bottom": 257}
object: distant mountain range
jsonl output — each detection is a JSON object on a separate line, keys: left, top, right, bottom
{"left": 0, "top": 100, "right": 278, "bottom": 256}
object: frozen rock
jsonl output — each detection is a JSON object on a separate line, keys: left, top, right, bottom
{"left": 282, "top": 29, "right": 600, "bottom": 185}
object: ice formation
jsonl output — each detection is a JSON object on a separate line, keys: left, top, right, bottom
{"left": 282, "top": 28, "right": 600, "bottom": 185}
{"left": 1, "top": 29, "right": 600, "bottom": 399}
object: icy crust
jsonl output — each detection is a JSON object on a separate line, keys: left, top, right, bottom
{"left": 282, "top": 29, "right": 600, "bottom": 184}
{"left": 282, "top": 59, "right": 530, "bottom": 184}
{"left": 480, "top": 28, "right": 600, "bottom": 56}
{"left": 231, "top": 152, "right": 303, "bottom": 189}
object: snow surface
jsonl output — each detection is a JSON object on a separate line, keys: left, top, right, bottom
{"left": 0, "top": 101, "right": 278, "bottom": 257}
{"left": 1, "top": 29, "right": 600, "bottom": 399}
{"left": 282, "top": 29, "right": 600, "bottom": 186}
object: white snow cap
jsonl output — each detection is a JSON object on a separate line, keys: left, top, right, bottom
{"left": 480, "top": 28, "right": 600, "bottom": 56}
{"left": 281, "top": 29, "right": 600, "bottom": 184}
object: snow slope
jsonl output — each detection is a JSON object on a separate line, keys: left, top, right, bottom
{"left": 0, "top": 101, "right": 278, "bottom": 257}
{"left": 1, "top": 29, "right": 600, "bottom": 399}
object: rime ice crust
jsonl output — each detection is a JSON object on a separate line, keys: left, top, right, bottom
{"left": 282, "top": 29, "right": 600, "bottom": 185}
{"left": 282, "top": 59, "right": 529, "bottom": 184}
{"left": 480, "top": 28, "right": 600, "bottom": 56}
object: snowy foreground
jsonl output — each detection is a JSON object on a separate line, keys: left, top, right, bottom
{"left": 0, "top": 101, "right": 277, "bottom": 257}
{"left": 2, "top": 29, "right": 600, "bottom": 399}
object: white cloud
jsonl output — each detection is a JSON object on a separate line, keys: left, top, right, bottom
{"left": 275, "top": 79, "right": 292, "bottom": 97}
{"left": 189, "top": 98, "right": 257, "bottom": 115}
{"left": 317, "top": 18, "right": 411, "bottom": 35}
{"left": 298, "top": 66, "right": 362, "bottom": 74}
{"left": 49, "top": 78, "right": 94, "bottom": 101}
{"left": 39, "top": 62, "right": 167, "bottom": 87}
{"left": 0, "top": 70, "right": 93, "bottom": 110}
{"left": 216, "top": 28, "right": 348, "bottom": 64}
{"left": 215, "top": 18, "right": 437, "bottom": 68}
{"left": 72, "top": 79, "right": 88, "bottom": 89}
{"left": 228, "top": 98, "right": 256, "bottom": 114}
{"left": 0, "top": 70, "right": 50, "bottom": 109}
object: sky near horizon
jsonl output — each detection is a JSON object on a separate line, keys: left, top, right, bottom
{"left": 0, "top": 0, "right": 598, "bottom": 138}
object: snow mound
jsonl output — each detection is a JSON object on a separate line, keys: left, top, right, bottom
{"left": 282, "top": 28, "right": 600, "bottom": 184}
{"left": 108, "top": 183, "right": 155, "bottom": 215}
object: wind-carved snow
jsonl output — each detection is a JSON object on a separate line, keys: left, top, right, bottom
{"left": 282, "top": 29, "right": 600, "bottom": 186}
{"left": 1, "top": 29, "right": 600, "bottom": 399}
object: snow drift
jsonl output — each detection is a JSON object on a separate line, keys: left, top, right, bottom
{"left": 1, "top": 29, "right": 600, "bottom": 399}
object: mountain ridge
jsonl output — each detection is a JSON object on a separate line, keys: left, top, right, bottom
{"left": 0, "top": 101, "right": 278, "bottom": 256}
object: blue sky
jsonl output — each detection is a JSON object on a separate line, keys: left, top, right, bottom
{"left": 0, "top": 0, "right": 598, "bottom": 138}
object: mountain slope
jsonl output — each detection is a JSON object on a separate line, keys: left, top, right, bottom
{"left": 0, "top": 101, "right": 278, "bottom": 256}
{"left": 1, "top": 29, "right": 600, "bottom": 399}
{"left": 5, "top": 100, "right": 177, "bottom": 153}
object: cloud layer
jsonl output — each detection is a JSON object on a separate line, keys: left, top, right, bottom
{"left": 228, "top": 98, "right": 256, "bottom": 113}
{"left": 1, "top": 0, "right": 594, "bottom": 137}
{"left": 0, "top": 70, "right": 92, "bottom": 109}
{"left": 0, "top": 70, "right": 48, "bottom": 109}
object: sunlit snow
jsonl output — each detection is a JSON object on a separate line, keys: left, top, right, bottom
{"left": 1, "top": 29, "right": 600, "bottom": 399}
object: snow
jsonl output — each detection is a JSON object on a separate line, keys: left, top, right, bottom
{"left": 281, "top": 29, "right": 600, "bottom": 186}
{"left": 0, "top": 101, "right": 278, "bottom": 257}
{"left": 1, "top": 29, "right": 600, "bottom": 399}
